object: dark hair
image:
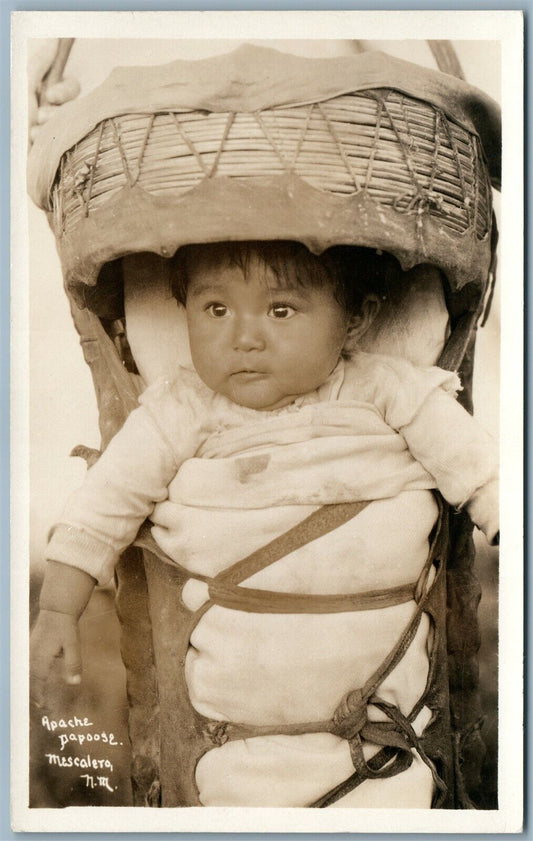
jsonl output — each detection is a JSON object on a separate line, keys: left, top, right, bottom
{"left": 171, "top": 241, "right": 400, "bottom": 316}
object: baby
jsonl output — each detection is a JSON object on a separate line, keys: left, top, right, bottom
{"left": 31, "top": 241, "right": 498, "bottom": 808}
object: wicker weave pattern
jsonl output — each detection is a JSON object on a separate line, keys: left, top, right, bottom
{"left": 54, "top": 90, "right": 492, "bottom": 240}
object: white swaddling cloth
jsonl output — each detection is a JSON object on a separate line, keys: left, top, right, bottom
{"left": 121, "top": 257, "right": 448, "bottom": 806}
{"left": 181, "top": 489, "right": 437, "bottom": 806}
{"left": 149, "top": 411, "right": 440, "bottom": 807}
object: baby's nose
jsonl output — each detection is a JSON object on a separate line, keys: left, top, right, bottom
{"left": 232, "top": 316, "right": 266, "bottom": 351}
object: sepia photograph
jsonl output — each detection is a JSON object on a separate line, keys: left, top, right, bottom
{"left": 11, "top": 10, "right": 523, "bottom": 834}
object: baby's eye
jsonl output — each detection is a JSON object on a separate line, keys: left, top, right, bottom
{"left": 206, "top": 303, "right": 229, "bottom": 318}
{"left": 268, "top": 304, "right": 296, "bottom": 319}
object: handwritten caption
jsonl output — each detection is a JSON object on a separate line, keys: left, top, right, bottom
{"left": 41, "top": 715, "right": 123, "bottom": 793}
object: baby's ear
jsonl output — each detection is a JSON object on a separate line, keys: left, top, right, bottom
{"left": 349, "top": 294, "right": 381, "bottom": 343}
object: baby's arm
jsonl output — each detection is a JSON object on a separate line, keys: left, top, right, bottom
{"left": 30, "top": 390, "right": 187, "bottom": 704}
{"left": 399, "top": 387, "right": 499, "bottom": 543}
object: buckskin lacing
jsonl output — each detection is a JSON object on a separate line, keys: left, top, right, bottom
{"left": 135, "top": 495, "right": 448, "bottom": 806}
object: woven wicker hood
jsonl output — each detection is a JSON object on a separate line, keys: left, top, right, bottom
{"left": 28, "top": 44, "right": 501, "bottom": 304}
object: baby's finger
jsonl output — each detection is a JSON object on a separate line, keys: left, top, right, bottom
{"left": 45, "top": 77, "right": 81, "bottom": 106}
{"left": 30, "top": 643, "right": 60, "bottom": 707}
{"left": 30, "top": 673, "right": 48, "bottom": 710}
{"left": 62, "top": 624, "right": 82, "bottom": 686}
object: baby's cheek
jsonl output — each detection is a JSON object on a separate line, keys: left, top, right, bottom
{"left": 189, "top": 347, "right": 219, "bottom": 389}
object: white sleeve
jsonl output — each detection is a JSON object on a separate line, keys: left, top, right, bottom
{"left": 46, "top": 393, "right": 195, "bottom": 585}
{"left": 399, "top": 388, "right": 499, "bottom": 544}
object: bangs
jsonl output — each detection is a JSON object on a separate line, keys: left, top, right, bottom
{"left": 171, "top": 241, "right": 400, "bottom": 313}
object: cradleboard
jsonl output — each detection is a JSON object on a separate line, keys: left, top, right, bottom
{"left": 28, "top": 43, "right": 500, "bottom": 809}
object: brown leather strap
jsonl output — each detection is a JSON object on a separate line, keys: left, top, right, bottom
{"left": 310, "top": 746, "right": 406, "bottom": 807}
{"left": 214, "top": 500, "right": 372, "bottom": 586}
{"left": 135, "top": 500, "right": 373, "bottom": 587}
{"left": 208, "top": 579, "right": 417, "bottom": 614}
{"left": 437, "top": 310, "right": 479, "bottom": 373}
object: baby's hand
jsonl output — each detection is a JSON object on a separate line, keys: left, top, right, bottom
{"left": 30, "top": 560, "right": 96, "bottom": 707}
{"left": 466, "top": 477, "right": 499, "bottom": 547}
{"left": 30, "top": 609, "right": 82, "bottom": 709}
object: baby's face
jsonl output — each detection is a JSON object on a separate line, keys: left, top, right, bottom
{"left": 185, "top": 254, "right": 350, "bottom": 411}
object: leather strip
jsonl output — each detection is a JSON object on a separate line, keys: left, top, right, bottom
{"left": 208, "top": 579, "right": 416, "bottom": 614}
{"left": 214, "top": 500, "right": 372, "bottom": 586}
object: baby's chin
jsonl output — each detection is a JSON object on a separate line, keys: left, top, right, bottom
{"left": 229, "top": 391, "right": 300, "bottom": 412}
{"left": 217, "top": 380, "right": 301, "bottom": 412}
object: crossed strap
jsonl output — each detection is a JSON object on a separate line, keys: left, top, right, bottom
{"left": 135, "top": 496, "right": 447, "bottom": 806}
{"left": 136, "top": 500, "right": 418, "bottom": 614}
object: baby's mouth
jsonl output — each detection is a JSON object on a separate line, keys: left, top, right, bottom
{"left": 231, "top": 369, "right": 267, "bottom": 378}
